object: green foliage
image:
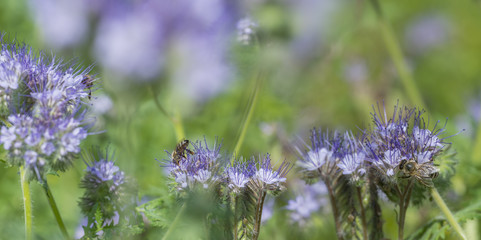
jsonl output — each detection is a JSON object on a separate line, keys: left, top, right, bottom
{"left": 407, "top": 200, "right": 481, "bottom": 240}
{"left": 137, "top": 195, "right": 175, "bottom": 229}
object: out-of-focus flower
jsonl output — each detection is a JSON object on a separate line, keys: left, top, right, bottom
{"left": 94, "top": 2, "right": 164, "bottom": 80}
{"left": 404, "top": 14, "right": 451, "bottom": 55}
{"left": 343, "top": 58, "right": 368, "bottom": 83}
{"left": 286, "top": 181, "right": 328, "bottom": 226}
{"left": 29, "top": 0, "right": 89, "bottom": 49}
{"left": 237, "top": 17, "right": 258, "bottom": 45}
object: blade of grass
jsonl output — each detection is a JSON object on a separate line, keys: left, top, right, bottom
{"left": 233, "top": 73, "right": 263, "bottom": 158}
{"left": 369, "top": 0, "right": 426, "bottom": 109}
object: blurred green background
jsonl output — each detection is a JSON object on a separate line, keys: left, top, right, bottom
{"left": 1, "top": 0, "right": 481, "bottom": 239}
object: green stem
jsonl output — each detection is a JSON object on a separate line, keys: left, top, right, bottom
{"left": 398, "top": 180, "right": 414, "bottom": 240}
{"left": 369, "top": 0, "right": 426, "bottom": 109}
{"left": 161, "top": 204, "right": 187, "bottom": 240}
{"left": 42, "top": 179, "right": 69, "bottom": 239}
{"left": 252, "top": 190, "right": 266, "bottom": 240}
{"left": 233, "top": 195, "right": 239, "bottom": 240}
{"left": 233, "top": 74, "right": 262, "bottom": 157}
{"left": 431, "top": 187, "right": 467, "bottom": 240}
{"left": 20, "top": 166, "right": 32, "bottom": 240}
{"left": 325, "top": 179, "right": 344, "bottom": 240}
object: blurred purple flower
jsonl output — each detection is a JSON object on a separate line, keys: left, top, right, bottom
{"left": 404, "top": 14, "right": 451, "bottom": 54}
{"left": 286, "top": 181, "right": 328, "bottom": 226}
{"left": 343, "top": 58, "right": 368, "bottom": 83}
{"left": 29, "top": 0, "right": 89, "bottom": 48}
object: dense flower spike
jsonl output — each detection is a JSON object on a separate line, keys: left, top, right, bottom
{"left": 0, "top": 36, "right": 94, "bottom": 181}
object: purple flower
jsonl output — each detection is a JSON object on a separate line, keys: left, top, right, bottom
{"left": 226, "top": 158, "right": 256, "bottom": 192}
{"left": 237, "top": 17, "right": 258, "bottom": 45}
{"left": 297, "top": 128, "right": 342, "bottom": 178}
{"left": 0, "top": 36, "right": 94, "bottom": 181}
{"left": 286, "top": 180, "right": 328, "bottom": 226}
{"left": 254, "top": 154, "right": 291, "bottom": 189}
{"left": 366, "top": 103, "right": 447, "bottom": 180}
{"left": 168, "top": 138, "right": 224, "bottom": 190}
{"left": 80, "top": 148, "right": 127, "bottom": 225}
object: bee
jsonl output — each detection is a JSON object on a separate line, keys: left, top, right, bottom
{"left": 171, "top": 139, "right": 194, "bottom": 166}
{"left": 398, "top": 159, "right": 439, "bottom": 187}
{"left": 81, "top": 75, "right": 94, "bottom": 100}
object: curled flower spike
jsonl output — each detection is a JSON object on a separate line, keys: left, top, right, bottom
{"left": 79, "top": 148, "right": 126, "bottom": 224}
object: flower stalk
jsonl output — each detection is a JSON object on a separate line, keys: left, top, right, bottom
{"left": 20, "top": 166, "right": 32, "bottom": 240}
{"left": 431, "top": 187, "right": 467, "bottom": 240}
{"left": 42, "top": 179, "right": 69, "bottom": 239}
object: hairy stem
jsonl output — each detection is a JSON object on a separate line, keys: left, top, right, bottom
{"left": 431, "top": 187, "right": 467, "bottom": 240}
{"left": 233, "top": 195, "right": 239, "bottom": 240}
{"left": 20, "top": 167, "right": 32, "bottom": 240}
{"left": 253, "top": 190, "right": 266, "bottom": 240}
{"left": 325, "top": 178, "right": 344, "bottom": 240}
{"left": 356, "top": 186, "right": 368, "bottom": 240}
{"left": 368, "top": 174, "right": 383, "bottom": 240}
{"left": 42, "top": 180, "right": 69, "bottom": 239}
{"left": 369, "top": 0, "right": 425, "bottom": 109}
{"left": 161, "top": 203, "right": 187, "bottom": 240}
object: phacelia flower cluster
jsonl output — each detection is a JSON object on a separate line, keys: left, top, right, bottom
{"left": 297, "top": 103, "right": 448, "bottom": 190}
{"left": 164, "top": 138, "right": 291, "bottom": 195}
{"left": 0, "top": 36, "right": 95, "bottom": 181}
{"left": 79, "top": 149, "right": 126, "bottom": 224}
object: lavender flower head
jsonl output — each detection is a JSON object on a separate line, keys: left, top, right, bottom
{"left": 167, "top": 138, "right": 224, "bottom": 191}
{"left": 251, "top": 154, "right": 291, "bottom": 193}
{"left": 336, "top": 131, "right": 367, "bottom": 183}
{"left": 0, "top": 36, "right": 94, "bottom": 181}
{"left": 366, "top": 103, "right": 447, "bottom": 184}
{"left": 225, "top": 157, "right": 256, "bottom": 193}
{"left": 297, "top": 128, "right": 341, "bottom": 179}
{"left": 79, "top": 149, "right": 126, "bottom": 223}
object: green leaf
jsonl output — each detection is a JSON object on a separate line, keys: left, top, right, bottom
{"left": 407, "top": 200, "right": 481, "bottom": 240}
{"left": 136, "top": 196, "right": 174, "bottom": 228}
